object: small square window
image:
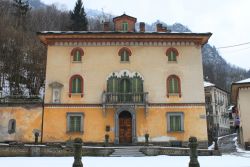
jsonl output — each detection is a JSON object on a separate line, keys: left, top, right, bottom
{"left": 67, "top": 113, "right": 84, "bottom": 133}
{"left": 167, "top": 112, "right": 184, "bottom": 132}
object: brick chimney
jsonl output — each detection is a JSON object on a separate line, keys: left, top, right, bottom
{"left": 139, "top": 22, "right": 145, "bottom": 32}
{"left": 156, "top": 23, "right": 168, "bottom": 32}
{"left": 103, "top": 22, "right": 110, "bottom": 31}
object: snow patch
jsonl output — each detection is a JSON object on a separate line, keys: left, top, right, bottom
{"left": 204, "top": 81, "right": 215, "bottom": 87}
{"left": 137, "top": 136, "right": 176, "bottom": 142}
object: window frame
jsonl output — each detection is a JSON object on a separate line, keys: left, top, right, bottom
{"left": 166, "top": 47, "right": 179, "bottom": 62}
{"left": 166, "top": 112, "right": 184, "bottom": 132}
{"left": 167, "top": 75, "right": 181, "bottom": 97}
{"left": 71, "top": 47, "right": 84, "bottom": 63}
{"left": 118, "top": 47, "right": 131, "bottom": 63}
{"left": 66, "top": 112, "right": 84, "bottom": 133}
{"left": 69, "top": 75, "right": 84, "bottom": 97}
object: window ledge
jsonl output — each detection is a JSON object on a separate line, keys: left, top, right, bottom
{"left": 69, "top": 93, "right": 83, "bottom": 98}
{"left": 167, "top": 130, "right": 184, "bottom": 133}
{"left": 167, "top": 93, "right": 181, "bottom": 97}
{"left": 66, "top": 131, "right": 84, "bottom": 134}
{"left": 72, "top": 61, "right": 82, "bottom": 63}
{"left": 120, "top": 61, "right": 130, "bottom": 63}
{"left": 168, "top": 61, "right": 178, "bottom": 64}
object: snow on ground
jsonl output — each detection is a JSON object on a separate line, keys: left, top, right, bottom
{"left": 0, "top": 155, "right": 250, "bottom": 167}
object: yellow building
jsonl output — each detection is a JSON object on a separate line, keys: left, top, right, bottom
{"left": 37, "top": 14, "right": 211, "bottom": 147}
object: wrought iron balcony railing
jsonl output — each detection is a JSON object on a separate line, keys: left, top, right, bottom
{"left": 102, "top": 92, "right": 148, "bottom": 105}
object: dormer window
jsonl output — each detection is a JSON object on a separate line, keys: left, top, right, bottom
{"left": 122, "top": 22, "right": 128, "bottom": 32}
{"left": 71, "top": 47, "right": 84, "bottom": 62}
{"left": 119, "top": 47, "right": 131, "bottom": 62}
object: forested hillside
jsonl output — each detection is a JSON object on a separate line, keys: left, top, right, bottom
{"left": 0, "top": 0, "right": 249, "bottom": 97}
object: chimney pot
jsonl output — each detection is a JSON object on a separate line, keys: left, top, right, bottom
{"left": 139, "top": 22, "right": 145, "bottom": 32}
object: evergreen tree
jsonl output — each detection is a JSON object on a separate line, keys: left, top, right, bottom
{"left": 69, "top": 0, "right": 88, "bottom": 31}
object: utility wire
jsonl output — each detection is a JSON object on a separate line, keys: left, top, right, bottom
{"left": 217, "top": 42, "right": 250, "bottom": 49}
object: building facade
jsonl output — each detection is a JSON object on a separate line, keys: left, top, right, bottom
{"left": 231, "top": 78, "right": 250, "bottom": 150}
{"left": 0, "top": 14, "right": 211, "bottom": 147}
{"left": 204, "top": 81, "right": 230, "bottom": 144}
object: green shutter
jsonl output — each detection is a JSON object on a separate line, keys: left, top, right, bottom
{"left": 168, "top": 51, "right": 176, "bottom": 61}
{"left": 72, "top": 78, "right": 81, "bottom": 93}
{"left": 70, "top": 116, "right": 81, "bottom": 132}
{"left": 170, "top": 115, "right": 181, "bottom": 131}
{"left": 169, "top": 77, "right": 179, "bottom": 93}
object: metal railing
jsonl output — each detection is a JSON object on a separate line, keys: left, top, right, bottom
{"left": 103, "top": 92, "right": 148, "bottom": 104}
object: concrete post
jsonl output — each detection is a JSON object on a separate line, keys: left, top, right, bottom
{"left": 34, "top": 132, "right": 39, "bottom": 145}
{"left": 73, "top": 138, "right": 83, "bottom": 167}
{"left": 188, "top": 137, "right": 200, "bottom": 167}
{"left": 145, "top": 133, "right": 149, "bottom": 146}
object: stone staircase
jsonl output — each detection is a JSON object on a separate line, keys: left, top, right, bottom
{"left": 110, "top": 147, "right": 145, "bottom": 157}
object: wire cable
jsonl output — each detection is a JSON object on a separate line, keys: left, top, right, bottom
{"left": 217, "top": 42, "right": 250, "bottom": 49}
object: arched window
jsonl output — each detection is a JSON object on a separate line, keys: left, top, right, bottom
{"left": 167, "top": 75, "right": 181, "bottom": 97}
{"left": 71, "top": 47, "right": 84, "bottom": 62}
{"left": 118, "top": 47, "right": 131, "bottom": 62}
{"left": 8, "top": 119, "right": 16, "bottom": 134}
{"left": 69, "top": 75, "right": 84, "bottom": 97}
{"left": 166, "top": 48, "right": 179, "bottom": 62}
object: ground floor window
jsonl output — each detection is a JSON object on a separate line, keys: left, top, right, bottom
{"left": 167, "top": 112, "right": 184, "bottom": 132}
{"left": 66, "top": 113, "right": 84, "bottom": 133}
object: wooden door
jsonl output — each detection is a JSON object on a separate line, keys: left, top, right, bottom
{"left": 119, "top": 117, "right": 132, "bottom": 143}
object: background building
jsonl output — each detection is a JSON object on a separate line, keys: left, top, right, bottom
{"left": 204, "top": 81, "right": 230, "bottom": 144}
{"left": 231, "top": 78, "right": 250, "bottom": 150}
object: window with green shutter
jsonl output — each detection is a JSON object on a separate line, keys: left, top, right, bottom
{"left": 169, "top": 77, "right": 179, "bottom": 93}
{"left": 119, "top": 48, "right": 131, "bottom": 62}
{"left": 122, "top": 22, "right": 128, "bottom": 32}
{"left": 121, "top": 50, "right": 129, "bottom": 62}
{"left": 72, "top": 77, "right": 82, "bottom": 93}
{"left": 167, "top": 112, "right": 184, "bottom": 132}
{"left": 67, "top": 113, "right": 84, "bottom": 133}
{"left": 168, "top": 50, "right": 177, "bottom": 61}
{"left": 73, "top": 50, "right": 82, "bottom": 62}
{"left": 166, "top": 48, "right": 178, "bottom": 62}
{"left": 167, "top": 75, "right": 181, "bottom": 96}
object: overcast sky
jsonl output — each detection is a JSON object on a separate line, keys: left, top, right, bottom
{"left": 41, "top": 0, "right": 250, "bottom": 70}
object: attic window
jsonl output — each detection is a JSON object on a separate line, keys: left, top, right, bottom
{"left": 122, "top": 22, "right": 128, "bottom": 32}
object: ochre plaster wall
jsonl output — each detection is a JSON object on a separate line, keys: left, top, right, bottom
{"left": 42, "top": 106, "right": 207, "bottom": 143}
{"left": 44, "top": 45, "right": 205, "bottom": 104}
{"left": 0, "top": 106, "right": 42, "bottom": 142}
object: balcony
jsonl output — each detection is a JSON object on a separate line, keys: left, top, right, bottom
{"left": 102, "top": 92, "right": 148, "bottom": 105}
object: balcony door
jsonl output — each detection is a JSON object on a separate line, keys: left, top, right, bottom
{"left": 120, "top": 78, "right": 131, "bottom": 102}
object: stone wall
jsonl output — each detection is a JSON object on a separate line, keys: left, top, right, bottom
{"left": 0, "top": 144, "right": 114, "bottom": 157}
{"left": 140, "top": 146, "right": 220, "bottom": 156}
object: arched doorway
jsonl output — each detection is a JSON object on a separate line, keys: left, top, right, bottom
{"left": 119, "top": 111, "right": 132, "bottom": 144}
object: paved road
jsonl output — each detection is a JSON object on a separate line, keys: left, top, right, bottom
{"left": 218, "top": 133, "right": 237, "bottom": 153}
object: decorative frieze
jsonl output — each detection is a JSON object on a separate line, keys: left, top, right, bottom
{"left": 53, "top": 41, "right": 196, "bottom": 47}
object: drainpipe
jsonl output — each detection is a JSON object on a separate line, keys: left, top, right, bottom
{"left": 40, "top": 94, "right": 45, "bottom": 143}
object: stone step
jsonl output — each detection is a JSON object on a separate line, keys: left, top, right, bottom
{"left": 110, "top": 148, "right": 145, "bottom": 157}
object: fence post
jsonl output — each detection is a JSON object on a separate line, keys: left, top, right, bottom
{"left": 73, "top": 138, "right": 83, "bottom": 167}
{"left": 188, "top": 136, "right": 200, "bottom": 167}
